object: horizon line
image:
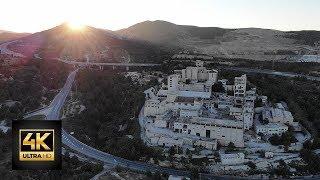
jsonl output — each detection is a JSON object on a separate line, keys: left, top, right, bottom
{"left": 2, "top": 20, "right": 320, "bottom": 34}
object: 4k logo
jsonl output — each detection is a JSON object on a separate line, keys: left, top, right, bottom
{"left": 12, "top": 120, "right": 61, "bottom": 170}
{"left": 19, "top": 129, "right": 54, "bottom": 161}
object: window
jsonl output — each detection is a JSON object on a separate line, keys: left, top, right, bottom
{"left": 206, "top": 130, "right": 211, "bottom": 138}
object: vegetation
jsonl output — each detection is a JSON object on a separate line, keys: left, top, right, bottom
{"left": 0, "top": 104, "right": 23, "bottom": 120}
{"left": 299, "top": 148, "right": 320, "bottom": 174}
{"left": 0, "top": 60, "right": 100, "bottom": 179}
{"left": 208, "top": 58, "right": 320, "bottom": 77}
{"left": 0, "top": 59, "right": 70, "bottom": 116}
{"left": 248, "top": 75, "right": 320, "bottom": 137}
{"left": 273, "top": 159, "right": 290, "bottom": 178}
{"left": 0, "top": 66, "right": 42, "bottom": 112}
{"left": 284, "top": 31, "right": 320, "bottom": 46}
{"left": 211, "top": 81, "right": 225, "bottom": 93}
{"left": 63, "top": 69, "right": 163, "bottom": 161}
{"left": 303, "top": 138, "right": 320, "bottom": 150}
{"left": 225, "top": 142, "right": 237, "bottom": 152}
{"left": 206, "top": 63, "right": 320, "bottom": 138}
{"left": 247, "top": 161, "right": 257, "bottom": 170}
{"left": 269, "top": 132, "right": 297, "bottom": 150}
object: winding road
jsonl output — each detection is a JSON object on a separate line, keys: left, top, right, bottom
{"left": 25, "top": 68, "right": 192, "bottom": 177}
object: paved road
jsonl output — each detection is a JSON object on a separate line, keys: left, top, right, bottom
{"left": 46, "top": 70, "right": 77, "bottom": 120}
{"left": 220, "top": 66, "right": 320, "bottom": 81}
{"left": 62, "top": 128, "right": 190, "bottom": 176}
{"left": 24, "top": 70, "right": 78, "bottom": 119}
{"left": 25, "top": 69, "right": 192, "bottom": 177}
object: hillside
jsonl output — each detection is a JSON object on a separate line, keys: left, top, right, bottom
{"left": 117, "top": 20, "right": 320, "bottom": 61}
{"left": 0, "top": 31, "right": 29, "bottom": 42}
{"left": 117, "top": 20, "right": 230, "bottom": 46}
{"left": 6, "top": 24, "right": 171, "bottom": 63}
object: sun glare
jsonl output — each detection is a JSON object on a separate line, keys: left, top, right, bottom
{"left": 67, "top": 21, "right": 85, "bottom": 31}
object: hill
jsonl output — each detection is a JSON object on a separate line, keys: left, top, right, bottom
{"left": 117, "top": 20, "right": 230, "bottom": 46}
{"left": 6, "top": 23, "right": 172, "bottom": 63}
{"left": 0, "top": 30, "right": 30, "bottom": 42}
{"left": 117, "top": 20, "right": 320, "bottom": 61}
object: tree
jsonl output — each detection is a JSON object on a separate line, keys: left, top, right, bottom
{"left": 269, "top": 132, "right": 297, "bottom": 149}
{"left": 274, "top": 159, "right": 290, "bottom": 178}
{"left": 226, "top": 142, "right": 236, "bottom": 152}
{"left": 211, "top": 82, "right": 225, "bottom": 93}
{"left": 247, "top": 161, "right": 256, "bottom": 170}
{"left": 254, "top": 98, "right": 263, "bottom": 108}
{"left": 169, "top": 146, "right": 176, "bottom": 157}
{"left": 186, "top": 148, "right": 192, "bottom": 159}
{"left": 300, "top": 148, "right": 320, "bottom": 173}
{"left": 191, "top": 168, "right": 199, "bottom": 179}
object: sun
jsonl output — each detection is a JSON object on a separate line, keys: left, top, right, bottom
{"left": 67, "top": 21, "right": 86, "bottom": 31}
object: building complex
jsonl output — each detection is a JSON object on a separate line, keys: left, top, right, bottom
{"left": 142, "top": 60, "right": 295, "bottom": 152}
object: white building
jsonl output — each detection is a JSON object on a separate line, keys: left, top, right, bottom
{"left": 142, "top": 61, "right": 251, "bottom": 150}
{"left": 262, "top": 107, "right": 294, "bottom": 125}
{"left": 180, "top": 109, "right": 199, "bottom": 118}
{"left": 220, "top": 152, "right": 246, "bottom": 165}
{"left": 147, "top": 129, "right": 217, "bottom": 150}
{"left": 229, "top": 107, "right": 243, "bottom": 120}
{"left": 217, "top": 94, "right": 233, "bottom": 109}
{"left": 173, "top": 117, "right": 244, "bottom": 147}
{"left": 144, "top": 99, "right": 165, "bottom": 116}
{"left": 234, "top": 74, "right": 247, "bottom": 106}
{"left": 242, "top": 102, "right": 255, "bottom": 130}
{"left": 264, "top": 151, "right": 274, "bottom": 158}
{"left": 167, "top": 60, "right": 218, "bottom": 98}
{"left": 154, "top": 115, "right": 169, "bottom": 128}
{"left": 255, "top": 122, "right": 288, "bottom": 136}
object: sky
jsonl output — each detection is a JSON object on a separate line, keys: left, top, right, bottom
{"left": 1, "top": 0, "right": 319, "bottom": 33}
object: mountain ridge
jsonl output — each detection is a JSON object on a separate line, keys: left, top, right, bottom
{"left": 116, "top": 20, "right": 320, "bottom": 60}
{"left": 4, "top": 23, "right": 172, "bottom": 63}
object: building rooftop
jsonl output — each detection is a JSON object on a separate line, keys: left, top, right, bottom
{"left": 256, "top": 122, "right": 288, "bottom": 129}
{"left": 174, "top": 96, "right": 196, "bottom": 103}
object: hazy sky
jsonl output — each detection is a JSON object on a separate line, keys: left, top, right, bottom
{"left": 1, "top": 0, "right": 319, "bottom": 32}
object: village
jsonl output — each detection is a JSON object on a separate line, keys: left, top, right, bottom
{"left": 134, "top": 60, "right": 311, "bottom": 175}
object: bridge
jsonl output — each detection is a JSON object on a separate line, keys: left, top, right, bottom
{"left": 57, "top": 58, "right": 161, "bottom": 70}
